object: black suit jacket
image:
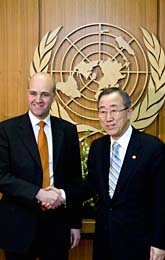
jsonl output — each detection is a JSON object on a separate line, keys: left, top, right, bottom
{"left": 82, "top": 128, "right": 165, "bottom": 260}
{"left": 0, "top": 113, "right": 82, "bottom": 253}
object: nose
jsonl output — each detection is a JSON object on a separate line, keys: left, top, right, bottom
{"left": 105, "top": 111, "right": 113, "bottom": 119}
{"left": 35, "top": 94, "right": 43, "bottom": 102}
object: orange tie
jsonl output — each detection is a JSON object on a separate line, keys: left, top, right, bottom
{"left": 38, "top": 121, "right": 50, "bottom": 188}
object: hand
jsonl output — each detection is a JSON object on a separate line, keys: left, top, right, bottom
{"left": 70, "top": 229, "right": 81, "bottom": 249}
{"left": 42, "top": 186, "right": 64, "bottom": 209}
{"left": 150, "top": 246, "right": 165, "bottom": 260}
{"left": 36, "top": 187, "right": 64, "bottom": 210}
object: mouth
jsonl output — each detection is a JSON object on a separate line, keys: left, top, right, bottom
{"left": 105, "top": 124, "right": 116, "bottom": 130}
{"left": 33, "top": 104, "right": 44, "bottom": 108}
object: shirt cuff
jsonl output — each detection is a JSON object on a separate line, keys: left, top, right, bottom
{"left": 60, "top": 189, "right": 66, "bottom": 206}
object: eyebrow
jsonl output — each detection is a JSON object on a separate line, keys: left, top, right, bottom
{"left": 98, "top": 104, "right": 118, "bottom": 109}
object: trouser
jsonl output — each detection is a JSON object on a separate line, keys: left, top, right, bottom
{"left": 5, "top": 210, "right": 69, "bottom": 260}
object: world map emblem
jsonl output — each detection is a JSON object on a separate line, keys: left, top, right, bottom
{"left": 30, "top": 23, "right": 165, "bottom": 139}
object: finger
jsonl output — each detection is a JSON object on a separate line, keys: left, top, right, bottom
{"left": 44, "top": 186, "right": 52, "bottom": 191}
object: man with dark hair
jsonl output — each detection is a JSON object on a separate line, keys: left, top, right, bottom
{"left": 79, "top": 87, "right": 165, "bottom": 260}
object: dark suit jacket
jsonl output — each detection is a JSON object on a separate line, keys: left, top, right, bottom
{"left": 81, "top": 128, "right": 165, "bottom": 260}
{"left": 0, "top": 113, "right": 82, "bottom": 253}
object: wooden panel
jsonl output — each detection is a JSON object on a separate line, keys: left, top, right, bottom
{"left": 69, "top": 239, "right": 93, "bottom": 260}
{"left": 0, "top": 0, "right": 164, "bottom": 141}
{"left": 39, "top": 0, "right": 165, "bottom": 142}
{"left": 0, "top": 250, "right": 5, "bottom": 260}
{"left": 0, "top": 0, "right": 38, "bottom": 256}
{"left": 40, "top": 0, "right": 157, "bottom": 33}
{"left": 0, "top": 0, "right": 39, "bottom": 121}
{"left": 0, "top": 1, "right": 164, "bottom": 260}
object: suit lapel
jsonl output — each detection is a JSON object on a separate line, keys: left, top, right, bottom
{"left": 102, "top": 135, "right": 111, "bottom": 193}
{"left": 17, "top": 113, "right": 41, "bottom": 168}
{"left": 50, "top": 117, "right": 63, "bottom": 173}
{"left": 113, "top": 129, "right": 142, "bottom": 200}
{"left": 96, "top": 135, "right": 112, "bottom": 202}
{"left": 18, "top": 115, "right": 64, "bottom": 174}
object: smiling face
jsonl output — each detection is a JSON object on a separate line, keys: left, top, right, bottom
{"left": 28, "top": 73, "right": 55, "bottom": 120}
{"left": 98, "top": 92, "right": 132, "bottom": 140}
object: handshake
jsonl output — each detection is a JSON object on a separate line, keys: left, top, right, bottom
{"left": 36, "top": 186, "right": 65, "bottom": 210}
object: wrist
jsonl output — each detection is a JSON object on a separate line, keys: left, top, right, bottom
{"left": 35, "top": 188, "right": 44, "bottom": 201}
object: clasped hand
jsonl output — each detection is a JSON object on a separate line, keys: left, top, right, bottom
{"left": 36, "top": 186, "right": 65, "bottom": 210}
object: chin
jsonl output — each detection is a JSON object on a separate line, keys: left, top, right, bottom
{"left": 106, "top": 128, "right": 116, "bottom": 135}
{"left": 109, "top": 132, "right": 120, "bottom": 139}
{"left": 33, "top": 113, "right": 44, "bottom": 119}
{"left": 107, "top": 131, "right": 115, "bottom": 136}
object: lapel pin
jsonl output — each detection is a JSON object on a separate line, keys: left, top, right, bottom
{"left": 132, "top": 155, "right": 136, "bottom": 159}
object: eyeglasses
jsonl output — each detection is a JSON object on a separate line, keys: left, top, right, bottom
{"left": 98, "top": 107, "right": 128, "bottom": 118}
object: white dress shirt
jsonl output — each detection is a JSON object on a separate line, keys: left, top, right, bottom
{"left": 110, "top": 125, "right": 133, "bottom": 169}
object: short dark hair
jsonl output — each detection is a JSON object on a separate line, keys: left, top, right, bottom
{"left": 97, "top": 87, "right": 132, "bottom": 108}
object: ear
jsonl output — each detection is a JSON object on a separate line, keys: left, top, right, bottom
{"left": 127, "top": 107, "right": 132, "bottom": 120}
{"left": 52, "top": 93, "right": 56, "bottom": 101}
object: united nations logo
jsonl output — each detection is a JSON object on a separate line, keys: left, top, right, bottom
{"left": 30, "top": 23, "right": 165, "bottom": 139}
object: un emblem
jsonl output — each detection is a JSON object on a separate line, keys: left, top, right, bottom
{"left": 30, "top": 23, "right": 165, "bottom": 139}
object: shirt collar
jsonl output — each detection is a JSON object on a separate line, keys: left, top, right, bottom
{"left": 110, "top": 125, "right": 132, "bottom": 150}
{"left": 28, "top": 111, "right": 51, "bottom": 127}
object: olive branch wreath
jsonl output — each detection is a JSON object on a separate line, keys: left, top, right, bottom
{"left": 130, "top": 27, "right": 165, "bottom": 130}
{"left": 30, "top": 26, "right": 165, "bottom": 133}
{"left": 30, "top": 26, "right": 62, "bottom": 76}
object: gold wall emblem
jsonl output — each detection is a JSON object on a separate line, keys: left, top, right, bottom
{"left": 30, "top": 23, "right": 165, "bottom": 139}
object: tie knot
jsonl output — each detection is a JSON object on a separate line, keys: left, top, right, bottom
{"left": 38, "top": 121, "right": 46, "bottom": 128}
{"left": 112, "top": 141, "right": 120, "bottom": 151}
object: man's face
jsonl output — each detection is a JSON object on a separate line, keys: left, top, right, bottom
{"left": 98, "top": 92, "right": 132, "bottom": 140}
{"left": 28, "top": 74, "right": 55, "bottom": 120}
